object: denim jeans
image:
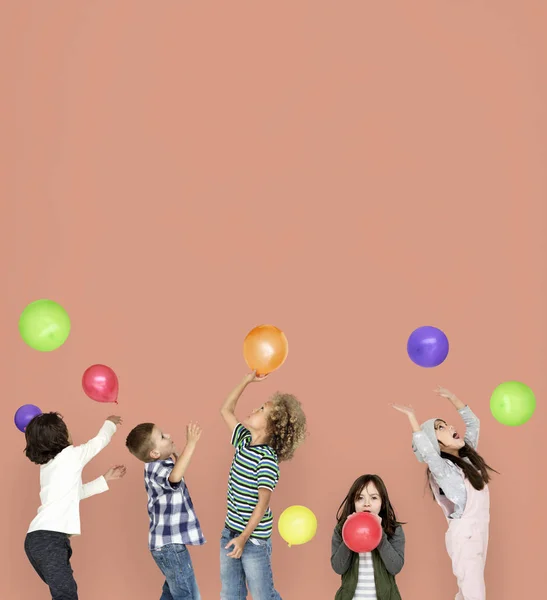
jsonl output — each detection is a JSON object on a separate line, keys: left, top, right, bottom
{"left": 151, "top": 544, "right": 201, "bottom": 600}
{"left": 25, "top": 531, "right": 78, "bottom": 600}
{"left": 220, "top": 527, "right": 282, "bottom": 600}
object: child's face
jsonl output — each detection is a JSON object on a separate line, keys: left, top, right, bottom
{"left": 354, "top": 482, "right": 382, "bottom": 516}
{"left": 148, "top": 425, "right": 176, "bottom": 461}
{"left": 434, "top": 419, "right": 465, "bottom": 451}
{"left": 244, "top": 401, "right": 273, "bottom": 434}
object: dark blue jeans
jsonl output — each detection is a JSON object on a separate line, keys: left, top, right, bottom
{"left": 25, "top": 531, "right": 78, "bottom": 600}
{"left": 151, "top": 544, "right": 200, "bottom": 600}
{"left": 220, "top": 527, "right": 282, "bottom": 600}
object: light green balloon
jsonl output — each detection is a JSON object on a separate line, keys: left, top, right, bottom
{"left": 490, "top": 381, "right": 536, "bottom": 426}
{"left": 19, "top": 299, "right": 71, "bottom": 352}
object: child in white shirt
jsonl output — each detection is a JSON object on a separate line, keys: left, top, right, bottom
{"left": 24, "top": 412, "right": 126, "bottom": 600}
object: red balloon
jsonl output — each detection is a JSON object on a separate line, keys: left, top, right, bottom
{"left": 82, "top": 364, "right": 119, "bottom": 403}
{"left": 342, "top": 512, "right": 383, "bottom": 553}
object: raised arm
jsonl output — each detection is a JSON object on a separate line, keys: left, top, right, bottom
{"left": 73, "top": 416, "right": 121, "bottom": 467}
{"left": 220, "top": 372, "right": 268, "bottom": 432}
{"left": 391, "top": 404, "right": 452, "bottom": 482}
{"left": 168, "top": 423, "right": 202, "bottom": 484}
{"left": 81, "top": 465, "right": 126, "bottom": 500}
{"left": 81, "top": 476, "right": 108, "bottom": 500}
{"left": 435, "top": 387, "right": 480, "bottom": 449}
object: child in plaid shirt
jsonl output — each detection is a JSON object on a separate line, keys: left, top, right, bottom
{"left": 126, "top": 421, "right": 205, "bottom": 600}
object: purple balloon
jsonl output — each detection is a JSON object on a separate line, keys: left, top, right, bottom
{"left": 407, "top": 326, "right": 449, "bottom": 368}
{"left": 14, "top": 404, "right": 42, "bottom": 433}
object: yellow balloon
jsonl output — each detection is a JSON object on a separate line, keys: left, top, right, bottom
{"left": 278, "top": 505, "right": 317, "bottom": 547}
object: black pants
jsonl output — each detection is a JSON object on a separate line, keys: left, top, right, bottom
{"left": 25, "top": 531, "right": 78, "bottom": 600}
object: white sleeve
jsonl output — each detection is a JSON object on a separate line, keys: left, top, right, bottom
{"left": 81, "top": 475, "right": 109, "bottom": 499}
{"left": 73, "top": 421, "right": 117, "bottom": 467}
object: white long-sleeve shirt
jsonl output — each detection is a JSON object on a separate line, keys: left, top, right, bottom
{"left": 27, "top": 420, "right": 117, "bottom": 536}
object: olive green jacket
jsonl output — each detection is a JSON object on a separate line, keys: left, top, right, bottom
{"left": 331, "top": 524, "right": 404, "bottom": 600}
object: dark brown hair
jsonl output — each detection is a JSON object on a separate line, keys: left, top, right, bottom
{"left": 427, "top": 443, "right": 499, "bottom": 496}
{"left": 126, "top": 423, "right": 155, "bottom": 462}
{"left": 24, "top": 412, "right": 71, "bottom": 465}
{"left": 336, "top": 474, "right": 404, "bottom": 538}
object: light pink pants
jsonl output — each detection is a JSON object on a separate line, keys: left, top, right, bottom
{"left": 445, "top": 519, "right": 489, "bottom": 600}
{"left": 432, "top": 473, "right": 490, "bottom": 600}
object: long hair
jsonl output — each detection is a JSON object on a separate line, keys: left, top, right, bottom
{"left": 24, "top": 412, "right": 71, "bottom": 465}
{"left": 336, "top": 474, "right": 403, "bottom": 538}
{"left": 426, "top": 443, "right": 499, "bottom": 496}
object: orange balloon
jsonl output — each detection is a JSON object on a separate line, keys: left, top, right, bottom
{"left": 243, "top": 325, "right": 289, "bottom": 375}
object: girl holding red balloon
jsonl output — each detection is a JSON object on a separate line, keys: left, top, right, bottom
{"left": 331, "top": 474, "right": 405, "bottom": 600}
{"left": 392, "top": 386, "right": 498, "bottom": 600}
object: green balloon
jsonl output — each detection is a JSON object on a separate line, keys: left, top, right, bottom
{"left": 490, "top": 381, "right": 536, "bottom": 426}
{"left": 19, "top": 299, "right": 71, "bottom": 352}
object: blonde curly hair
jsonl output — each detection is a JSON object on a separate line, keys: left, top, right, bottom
{"left": 267, "top": 392, "right": 307, "bottom": 462}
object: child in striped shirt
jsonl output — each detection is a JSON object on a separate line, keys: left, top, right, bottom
{"left": 219, "top": 371, "right": 307, "bottom": 600}
{"left": 331, "top": 475, "right": 405, "bottom": 600}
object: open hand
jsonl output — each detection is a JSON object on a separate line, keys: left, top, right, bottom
{"left": 104, "top": 465, "right": 127, "bottom": 481}
{"left": 186, "top": 422, "right": 202, "bottom": 444}
{"left": 435, "top": 386, "right": 456, "bottom": 400}
{"left": 225, "top": 535, "right": 246, "bottom": 559}
{"left": 244, "top": 370, "right": 269, "bottom": 384}
{"left": 390, "top": 403, "right": 416, "bottom": 417}
{"left": 106, "top": 415, "right": 123, "bottom": 426}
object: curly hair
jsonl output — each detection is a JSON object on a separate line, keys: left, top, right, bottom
{"left": 266, "top": 392, "right": 307, "bottom": 462}
{"left": 24, "top": 412, "right": 71, "bottom": 465}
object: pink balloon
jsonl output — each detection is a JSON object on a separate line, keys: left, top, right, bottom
{"left": 82, "top": 364, "right": 119, "bottom": 403}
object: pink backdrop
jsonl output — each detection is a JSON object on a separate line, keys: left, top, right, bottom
{"left": 2, "top": 1, "right": 546, "bottom": 598}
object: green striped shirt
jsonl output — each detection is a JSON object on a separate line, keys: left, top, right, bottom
{"left": 225, "top": 423, "right": 280, "bottom": 539}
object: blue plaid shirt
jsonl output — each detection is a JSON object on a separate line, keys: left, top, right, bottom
{"left": 144, "top": 458, "right": 206, "bottom": 550}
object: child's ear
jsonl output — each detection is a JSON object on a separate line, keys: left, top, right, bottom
{"left": 149, "top": 449, "right": 160, "bottom": 460}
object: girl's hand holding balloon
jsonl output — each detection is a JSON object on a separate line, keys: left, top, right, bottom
{"left": 107, "top": 415, "right": 123, "bottom": 426}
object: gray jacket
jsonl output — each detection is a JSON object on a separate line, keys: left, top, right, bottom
{"left": 411, "top": 405, "right": 480, "bottom": 519}
{"left": 331, "top": 524, "right": 405, "bottom": 576}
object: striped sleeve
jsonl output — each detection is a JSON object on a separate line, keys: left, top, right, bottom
{"left": 231, "top": 423, "right": 251, "bottom": 448}
{"left": 257, "top": 455, "right": 279, "bottom": 491}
